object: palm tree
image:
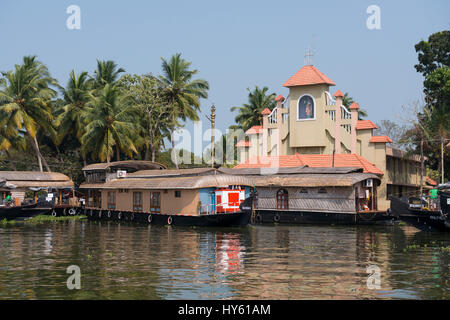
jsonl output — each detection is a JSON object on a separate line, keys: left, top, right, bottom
{"left": 0, "top": 126, "right": 26, "bottom": 170}
{"left": 55, "top": 71, "right": 92, "bottom": 162}
{"left": 231, "top": 86, "right": 276, "bottom": 132}
{"left": 81, "top": 84, "right": 143, "bottom": 163}
{"left": 0, "top": 56, "right": 57, "bottom": 172}
{"left": 342, "top": 92, "right": 368, "bottom": 120}
{"left": 158, "top": 53, "right": 209, "bottom": 169}
{"left": 93, "top": 60, "right": 125, "bottom": 88}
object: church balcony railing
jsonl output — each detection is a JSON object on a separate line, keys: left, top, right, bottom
{"left": 268, "top": 107, "right": 277, "bottom": 124}
{"left": 325, "top": 91, "right": 336, "bottom": 106}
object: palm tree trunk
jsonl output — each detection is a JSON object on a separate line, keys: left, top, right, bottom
{"left": 152, "top": 148, "right": 156, "bottom": 162}
{"left": 27, "top": 132, "right": 43, "bottom": 172}
{"left": 5, "top": 150, "right": 17, "bottom": 171}
{"left": 171, "top": 129, "right": 179, "bottom": 170}
{"left": 34, "top": 135, "right": 51, "bottom": 172}
{"left": 144, "top": 144, "right": 150, "bottom": 161}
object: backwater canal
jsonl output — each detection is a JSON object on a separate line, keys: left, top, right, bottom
{"left": 0, "top": 220, "right": 448, "bottom": 299}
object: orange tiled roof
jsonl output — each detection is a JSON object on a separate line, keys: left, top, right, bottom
{"left": 261, "top": 108, "right": 271, "bottom": 115}
{"left": 349, "top": 102, "right": 360, "bottom": 110}
{"left": 370, "top": 136, "right": 393, "bottom": 143}
{"left": 234, "top": 153, "right": 384, "bottom": 175}
{"left": 275, "top": 94, "right": 285, "bottom": 102}
{"left": 235, "top": 140, "right": 250, "bottom": 147}
{"left": 333, "top": 90, "right": 344, "bottom": 98}
{"left": 283, "top": 65, "right": 336, "bottom": 87}
{"left": 245, "top": 125, "right": 263, "bottom": 135}
{"left": 356, "top": 120, "right": 378, "bottom": 130}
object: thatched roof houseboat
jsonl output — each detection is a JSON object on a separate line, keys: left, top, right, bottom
{"left": 0, "top": 171, "right": 74, "bottom": 205}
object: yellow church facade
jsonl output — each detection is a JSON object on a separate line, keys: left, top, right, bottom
{"left": 236, "top": 64, "right": 433, "bottom": 210}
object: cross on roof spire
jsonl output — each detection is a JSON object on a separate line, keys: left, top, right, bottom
{"left": 304, "top": 47, "right": 314, "bottom": 66}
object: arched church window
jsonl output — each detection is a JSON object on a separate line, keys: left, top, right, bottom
{"left": 297, "top": 94, "right": 315, "bottom": 120}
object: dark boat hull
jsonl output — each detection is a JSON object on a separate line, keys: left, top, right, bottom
{"left": 84, "top": 208, "right": 251, "bottom": 227}
{"left": 0, "top": 204, "right": 51, "bottom": 220}
{"left": 43, "top": 205, "right": 81, "bottom": 217}
{"left": 389, "top": 196, "right": 449, "bottom": 232}
{"left": 252, "top": 210, "right": 394, "bottom": 225}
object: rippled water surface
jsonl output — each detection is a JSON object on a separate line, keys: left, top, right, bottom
{"left": 0, "top": 220, "right": 448, "bottom": 299}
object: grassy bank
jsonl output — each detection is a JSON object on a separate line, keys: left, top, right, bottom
{"left": 0, "top": 215, "right": 87, "bottom": 226}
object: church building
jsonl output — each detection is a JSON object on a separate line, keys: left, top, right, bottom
{"left": 235, "top": 63, "right": 436, "bottom": 210}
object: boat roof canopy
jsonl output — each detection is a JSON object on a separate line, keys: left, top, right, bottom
{"left": 82, "top": 160, "right": 166, "bottom": 172}
{"left": 0, "top": 171, "right": 74, "bottom": 189}
{"left": 80, "top": 166, "right": 380, "bottom": 190}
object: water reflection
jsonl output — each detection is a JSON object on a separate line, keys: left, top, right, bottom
{"left": 0, "top": 221, "right": 448, "bottom": 299}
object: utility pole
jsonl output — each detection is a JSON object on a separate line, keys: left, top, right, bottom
{"left": 420, "top": 139, "right": 424, "bottom": 197}
{"left": 206, "top": 104, "right": 216, "bottom": 168}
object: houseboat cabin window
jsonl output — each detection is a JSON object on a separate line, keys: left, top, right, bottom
{"left": 175, "top": 191, "right": 181, "bottom": 198}
{"left": 276, "top": 189, "right": 289, "bottom": 210}
{"left": 300, "top": 188, "right": 308, "bottom": 193}
{"left": 107, "top": 191, "right": 116, "bottom": 209}
{"left": 86, "top": 171, "right": 106, "bottom": 183}
{"left": 133, "top": 192, "right": 143, "bottom": 212}
{"left": 297, "top": 95, "right": 315, "bottom": 120}
{"left": 318, "top": 188, "right": 327, "bottom": 194}
{"left": 150, "top": 192, "right": 161, "bottom": 213}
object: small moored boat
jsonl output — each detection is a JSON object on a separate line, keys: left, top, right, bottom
{"left": 389, "top": 196, "right": 449, "bottom": 232}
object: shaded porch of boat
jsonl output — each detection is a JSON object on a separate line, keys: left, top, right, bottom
{"left": 0, "top": 171, "right": 74, "bottom": 205}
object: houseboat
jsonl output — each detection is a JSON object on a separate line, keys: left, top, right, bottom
{"left": 0, "top": 171, "right": 75, "bottom": 219}
{"left": 222, "top": 167, "right": 393, "bottom": 225}
{"left": 79, "top": 161, "right": 253, "bottom": 227}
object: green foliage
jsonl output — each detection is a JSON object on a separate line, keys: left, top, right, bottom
{"left": 157, "top": 53, "right": 209, "bottom": 169}
{"left": 81, "top": 84, "right": 143, "bottom": 162}
{"left": 0, "top": 54, "right": 210, "bottom": 184}
{"left": 423, "top": 67, "right": 450, "bottom": 107}
{"left": 0, "top": 56, "right": 58, "bottom": 171}
{"left": 342, "top": 92, "right": 368, "bottom": 120}
{"left": 231, "top": 86, "right": 276, "bottom": 131}
{"left": 414, "top": 30, "right": 450, "bottom": 76}
{"left": 118, "top": 74, "right": 171, "bottom": 161}
{"left": 403, "top": 31, "right": 450, "bottom": 182}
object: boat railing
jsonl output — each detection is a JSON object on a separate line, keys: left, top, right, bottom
{"left": 199, "top": 202, "right": 242, "bottom": 215}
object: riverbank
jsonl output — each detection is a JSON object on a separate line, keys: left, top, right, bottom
{"left": 0, "top": 215, "right": 87, "bottom": 226}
